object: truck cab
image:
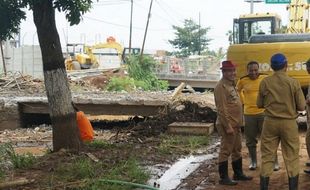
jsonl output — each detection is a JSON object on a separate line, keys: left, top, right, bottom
{"left": 232, "top": 13, "right": 282, "bottom": 44}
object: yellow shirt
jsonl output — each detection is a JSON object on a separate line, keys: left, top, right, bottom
{"left": 257, "top": 71, "right": 305, "bottom": 119}
{"left": 236, "top": 74, "right": 266, "bottom": 115}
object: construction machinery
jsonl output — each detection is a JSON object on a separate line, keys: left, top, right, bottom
{"left": 85, "top": 36, "right": 124, "bottom": 69}
{"left": 227, "top": 0, "right": 310, "bottom": 90}
{"left": 65, "top": 43, "right": 99, "bottom": 70}
{"left": 65, "top": 37, "right": 140, "bottom": 70}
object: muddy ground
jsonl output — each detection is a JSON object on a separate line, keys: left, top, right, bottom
{"left": 2, "top": 125, "right": 310, "bottom": 190}
{"left": 180, "top": 128, "right": 310, "bottom": 190}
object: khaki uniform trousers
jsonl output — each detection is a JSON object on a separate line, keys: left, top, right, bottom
{"left": 260, "top": 117, "right": 299, "bottom": 177}
{"left": 216, "top": 123, "right": 242, "bottom": 163}
{"left": 244, "top": 113, "right": 264, "bottom": 148}
{"left": 306, "top": 105, "right": 310, "bottom": 158}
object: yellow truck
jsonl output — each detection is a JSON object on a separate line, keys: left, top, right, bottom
{"left": 227, "top": 0, "right": 310, "bottom": 90}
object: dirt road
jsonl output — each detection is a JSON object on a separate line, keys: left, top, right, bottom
{"left": 183, "top": 129, "right": 310, "bottom": 190}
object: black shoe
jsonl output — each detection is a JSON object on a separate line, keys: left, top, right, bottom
{"left": 232, "top": 158, "right": 253, "bottom": 181}
{"left": 260, "top": 176, "right": 269, "bottom": 190}
{"left": 233, "top": 174, "right": 253, "bottom": 181}
{"left": 288, "top": 175, "right": 298, "bottom": 190}
{"left": 219, "top": 178, "right": 238, "bottom": 185}
{"left": 219, "top": 161, "right": 238, "bottom": 186}
{"left": 304, "top": 169, "right": 310, "bottom": 174}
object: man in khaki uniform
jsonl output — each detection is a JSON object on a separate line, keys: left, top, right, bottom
{"left": 257, "top": 53, "right": 305, "bottom": 190}
{"left": 303, "top": 58, "right": 310, "bottom": 174}
{"left": 214, "top": 60, "right": 252, "bottom": 186}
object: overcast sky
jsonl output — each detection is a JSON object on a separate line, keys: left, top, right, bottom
{"left": 20, "top": 0, "right": 288, "bottom": 52}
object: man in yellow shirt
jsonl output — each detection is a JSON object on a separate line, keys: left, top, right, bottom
{"left": 237, "top": 61, "right": 279, "bottom": 171}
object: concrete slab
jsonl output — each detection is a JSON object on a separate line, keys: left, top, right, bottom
{"left": 167, "top": 122, "right": 214, "bottom": 135}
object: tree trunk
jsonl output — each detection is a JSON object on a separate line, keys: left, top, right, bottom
{"left": 32, "top": 0, "right": 81, "bottom": 152}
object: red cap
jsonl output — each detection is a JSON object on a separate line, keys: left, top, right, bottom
{"left": 220, "top": 60, "right": 236, "bottom": 70}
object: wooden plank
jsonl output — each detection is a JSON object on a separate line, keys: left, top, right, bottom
{"left": 168, "top": 122, "right": 214, "bottom": 135}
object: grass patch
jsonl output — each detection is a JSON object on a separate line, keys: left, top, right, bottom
{"left": 90, "top": 157, "right": 150, "bottom": 190}
{"left": 158, "top": 134, "right": 209, "bottom": 155}
{"left": 52, "top": 156, "right": 149, "bottom": 190}
{"left": 0, "top": 143, "right": 35, "bottom": 169}
{"left": 0, "top": 169, "right": 4, "bottom": 181}
{"left": 56, "top": 158, "right": 97, "bottom": 181}
{"left": 86, "top": 140, "right": 116, "bottom": 149}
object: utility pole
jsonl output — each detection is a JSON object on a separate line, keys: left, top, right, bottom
{"left": 198, "top": 12, "right": 201, "bottom": 55}
{"left": 0, "top": 41, "right": 7, "bottom": 76}
{"left": 129, "top": 0, "right": 133, "bottom": 55}
{"left": 140, "top": 0, "right": 154, "bottom": 61}
{"left": 245, "top": 0, "right": 263, "bottom": 14}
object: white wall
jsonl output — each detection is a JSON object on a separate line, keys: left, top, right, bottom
{"left": 2, "top": 45, "right": 44, "bottom": 79}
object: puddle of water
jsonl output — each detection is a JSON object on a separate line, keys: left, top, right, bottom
{"left": 148, "top": 154, "right": 217, "bottom": 189}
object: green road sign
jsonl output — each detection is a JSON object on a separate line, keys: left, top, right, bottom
{"left": 265, "top": 0, "right": 290, "bottom": 3}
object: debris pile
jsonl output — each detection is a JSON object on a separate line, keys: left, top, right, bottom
{"left": 0, "top": 72, "right": 45, "bottom": 95}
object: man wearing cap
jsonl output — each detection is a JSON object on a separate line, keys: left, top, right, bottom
{"left": 303, "top": 58, "right": 310, "bottom": 174}
{"left": 214, "top": 60, "right": 252, "bottom": 186}
{"left": 236, "top": 61, "right": 279, "bottom": 171}
{"left": 257, "top": 53, "right": 305, "bottom": 190}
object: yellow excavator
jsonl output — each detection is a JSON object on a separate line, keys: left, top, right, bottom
{"left": 227, "top": 0, "right": 310, "bottom": 91}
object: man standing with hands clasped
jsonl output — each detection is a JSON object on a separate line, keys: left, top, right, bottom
{"left": 257, "top": 53, "right": 305, "bottom": 190}
{"left": 214, "top": 60, "right": 252, "bottom": 186}
{"left": 237, "top": 61, "right": 279, "bottom": 171}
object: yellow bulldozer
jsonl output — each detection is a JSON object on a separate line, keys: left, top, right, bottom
{"left": 227, "top": 0, "right": 310, "bottom": 91}
{"left": 65, "top": 36, "right": 140, "bottom": 70}
{"left": 64, "top": 43, "right": 98, "bottom": 70}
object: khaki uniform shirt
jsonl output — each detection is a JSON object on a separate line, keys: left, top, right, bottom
{"left": 214, "top": 78, "right": 243, "bottom": 130}
{"left": 257, "top": 71, "right": 305, "bottom": 119}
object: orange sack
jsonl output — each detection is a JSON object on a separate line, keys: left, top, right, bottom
{"left": 76, "top": 111, "right": 94, "bottom": 142}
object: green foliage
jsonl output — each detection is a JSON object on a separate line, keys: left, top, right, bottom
{"left": 106, "top": 55, "right": 168, "bottom": 92}
{"left": 0, "top": 143, "right": 35, "bottom": 169}
{"left": 169, "top": 19, "right": 212, "bottom": 57}
{"left": 127, "top": 55, "right": 168, "bottom": 91}
{"left": 53, "top": 0, "right": 93, "bottom": 26}
{"left": 0, "top": 0, "right": 26, "bottom": 41}
{"left": 0, "top": 0, "right": 93, "bottom": 41}
{"left": 87, "top": 140, "right": 116, "bottom": 149}
{"left": 106, "top": 76, "right": 136, "bottom": 92}
{"left": 56, "top": 158, "right": 96, "bottom": 180}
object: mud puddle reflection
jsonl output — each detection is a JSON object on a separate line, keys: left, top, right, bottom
{"left": 148, "top": 142, "right": 220, "bottom": 190}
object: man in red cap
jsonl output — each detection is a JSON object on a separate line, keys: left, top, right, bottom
{"left": 214, "top": 60, "right": 252, "bottom": 186}
{"left": 257, "top": 53, "right": 305, "bottom": 190}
